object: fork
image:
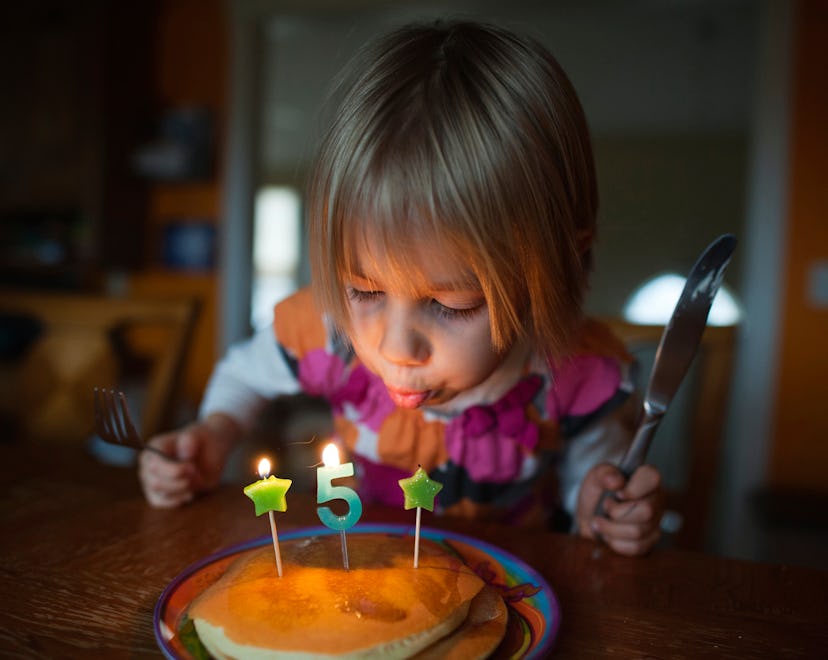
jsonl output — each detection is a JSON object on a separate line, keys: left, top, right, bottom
{"left": 93, "top": 387, "right": 177, "bottom": 461}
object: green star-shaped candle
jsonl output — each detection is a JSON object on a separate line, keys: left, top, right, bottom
{"left": 398, "top": 465, "right": 443, "bottom": 512}
{"left": 244, "top": 458, "right": 291, "bottom": 577}
{"left": 398, "top": 466, "right": 443, "bottom": 568}
{"left": 244, "top": 474, "right": 292, "bottom": 516}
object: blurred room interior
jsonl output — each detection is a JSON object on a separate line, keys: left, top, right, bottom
{"left": 1, "top": 0, "right": 826, "bottom": 569}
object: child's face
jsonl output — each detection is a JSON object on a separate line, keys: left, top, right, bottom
{"left": 344, "top": 238, "right": 504, "bottom": 409}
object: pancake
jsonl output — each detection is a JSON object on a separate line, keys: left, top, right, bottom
{"left": 190, "top": 534, "right": 504, "bottom": 659}
{"left": 413, "top": 584, "right": 508, "bottom": 660}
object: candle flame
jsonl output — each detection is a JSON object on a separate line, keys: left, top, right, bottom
{"left": 322, "top": 443, "right": 340, "bottom": 467}
{"left": 257, "top": 457, "right": 271, "bottom": 479}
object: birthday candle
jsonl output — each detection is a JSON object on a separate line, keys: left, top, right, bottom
{"left": 316, "top": 443, "right": 362, "bottom": 569}
{"left": 244, "top": 457, "right": 292, "bottom": 577}
{"left": 398, "top": 465, "right": 443, "bottom": 568}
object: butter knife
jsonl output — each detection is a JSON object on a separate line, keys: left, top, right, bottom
{"left": 596, "top": 233, "right": 737, "bottom": 515}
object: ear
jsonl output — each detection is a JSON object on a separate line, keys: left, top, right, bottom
{"left": 576, "top": 227, "right": 594, "bottom": 256}
{"left": 576, "top": 227, "right": 595, "bottom": 273}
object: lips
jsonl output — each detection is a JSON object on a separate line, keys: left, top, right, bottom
{"left": 386, "top": 386, "right": 432, "bottom": 409}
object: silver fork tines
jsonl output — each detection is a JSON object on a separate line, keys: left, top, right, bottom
{"left": 93, "top": 387, "right": 173, "bottom": 460}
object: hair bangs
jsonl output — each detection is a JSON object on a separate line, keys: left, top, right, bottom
{"left": 338, "top": 141, "right": 479, "bottom": 293}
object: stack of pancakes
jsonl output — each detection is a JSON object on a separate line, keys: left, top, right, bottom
{"left": 190, "top": 534, "right": 507, "bottom": 659}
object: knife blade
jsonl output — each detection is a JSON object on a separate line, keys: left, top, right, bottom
{"left": 596, "top": 233, "right": 737, "bottom": 515}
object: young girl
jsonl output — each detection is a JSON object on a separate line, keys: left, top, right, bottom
{"left": 140, "top": 20, "right": 664, "bottom": 556}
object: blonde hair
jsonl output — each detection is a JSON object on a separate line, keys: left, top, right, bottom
{"left": 308, "top": 21, "right": 597, "bottom": 361}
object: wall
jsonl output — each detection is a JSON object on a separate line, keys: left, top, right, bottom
{"left": 769, "top": 0, "right": 828, "bottom": 493}
{"left": 589, "top": 133, "right": 747, "bottom": 316}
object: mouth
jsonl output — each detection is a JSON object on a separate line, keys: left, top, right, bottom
{"left": 385, "top": 385, "right": 432, "bottom": 409}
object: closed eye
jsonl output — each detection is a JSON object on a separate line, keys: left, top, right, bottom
{"left": 347, "top": 287, "right": 384, "bottom": 303}
{"left": 430, "top": 299, "right": 484, "bottom": 321}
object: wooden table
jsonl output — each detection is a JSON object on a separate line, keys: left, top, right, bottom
{"left": 1, "top": 441, "right": 826, "bottom": 659}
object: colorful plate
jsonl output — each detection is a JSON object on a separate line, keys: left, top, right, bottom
{"left": 154, "top": 523, "right": 560, "bottom": 659}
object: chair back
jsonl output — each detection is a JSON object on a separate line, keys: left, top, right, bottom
{"left": 602, "top": 318, "right": 738, "bottom": 550}
{"left": 0, "top": 290, "right": 198, "bottom": 445}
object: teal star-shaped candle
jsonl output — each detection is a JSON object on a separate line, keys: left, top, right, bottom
{"left": 398, "top": 466, "right": 443, "bottom": 512}
{"left": 244, "top": 475, "right": 292, "bottom": 516}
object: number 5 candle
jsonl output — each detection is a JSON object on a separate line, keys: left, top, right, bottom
{"left": 317, "top": 443, "right": 362, "bottom": 570}
{"left": 244, "top": 457, "right": 292, "bottom": 577}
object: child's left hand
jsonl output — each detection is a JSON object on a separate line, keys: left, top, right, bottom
{"left": 575, "top": 463, "right": 665, "bottom": 556}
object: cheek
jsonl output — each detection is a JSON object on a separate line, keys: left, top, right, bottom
{"left": 345, "top": 307, "right": 379, "bottom": 350}
{"left": 443, "top": 320, "right": 500, "bottom": 373}
{"left": 345, "top": 301, "right": 368, "bottom": 329}
{"left": 468, "top": 343, "right": 502, "bottom": 377}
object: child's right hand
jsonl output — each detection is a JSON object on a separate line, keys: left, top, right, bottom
{"left": 138, "top": 413, "right": 240, "bottom": 508}
{"left": 575, "top": 462, "right": 664, "bottom": 556}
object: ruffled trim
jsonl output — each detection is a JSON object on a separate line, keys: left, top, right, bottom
{"left": 444, "top": 376, "right": 542, "bottom": 483}
{"left": 353, "top": 455, "right": 410, "bottom": 508}
{"left": 297, "top": 349, "right": 395, "bottom": 430}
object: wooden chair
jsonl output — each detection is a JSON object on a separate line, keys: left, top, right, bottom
{"left": 602, "top": 318, "right": 738, "bottom": 551}
{"left": 0, "top": 290, "right": 198, "bottom": 446}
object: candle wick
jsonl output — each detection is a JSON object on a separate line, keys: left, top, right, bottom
{"left": 340, "top": 530, "right": 350, "bottom": 571}
{"left": 285, "top": 437, "right": 318, "bottom": 446}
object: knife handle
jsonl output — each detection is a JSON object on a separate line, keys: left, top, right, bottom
{"left": 594, "top": 410, "right": 662, "bottom": 517}
{"left": 620, "top": 409, "right": 662, "bottom": 476}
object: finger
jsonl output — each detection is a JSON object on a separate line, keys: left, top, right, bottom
{"left": 139, "top": 465, "right": 198, "bottom": 509}
{"left": 176, "top": 429, "right": 201, "bottom": 461}
{"left": 143, "top": 485, "right": 194, "bottom": 508}
{"left": 616, "top": 464, "right": 661, "bottom": 501}
{"left": 586, "top": 466, "right": 630, "bottom": 522}
{"left": 140, "top": 448, "right": 195, "bottom": 481}
{"left": 146, "top": 431, "right": 178, "bottom": 454}
{"left": 141, "top": 469, "right": 195, "bottom": 498}
{"left": 596, "top": 464, "right": 627, "bottom": 493}
{"left": 603, "top": 526, "right": 661, "bottom": 557}
{"left": 603, "top": 495, "right": 658, "bottom": 524}
{"left": 142, "top": 434, "right": 183, "bottom": 466}
{"left": 139, "top": 465, "right": 196, "bottom": 506}
{"left": 591, "top": 512, "right": 659, "bottom": 543}
{"left": 139, "top": 434, "right": 199, "bottom": 508}
{"left": 579, "top": 464, "right": 625, "bottom": 514}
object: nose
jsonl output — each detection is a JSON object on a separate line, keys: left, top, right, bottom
{"left": 378, "top": 307, "right": 430, "bottom": 366}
